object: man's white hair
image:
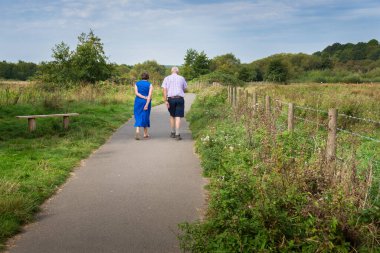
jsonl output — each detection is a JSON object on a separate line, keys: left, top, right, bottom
{"left": 171, "top": 66, "right": 179, "bottom": 73}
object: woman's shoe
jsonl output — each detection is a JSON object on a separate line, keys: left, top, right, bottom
{"left": 144, "top": 135, "right": 150, "bottom": 139}
{"left": 135, "top": 133, "right": 141, "bottom": 140}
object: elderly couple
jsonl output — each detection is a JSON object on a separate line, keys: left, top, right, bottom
{"left": 133, "top": 66, "right": 187, "bottom": 141}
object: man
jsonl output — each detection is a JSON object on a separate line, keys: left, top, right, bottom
{"left": 162, "top": 66, "right": 187, "bottom": 140}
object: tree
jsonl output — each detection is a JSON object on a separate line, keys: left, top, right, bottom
{"left": 129, "top": 60, "right": 166, "bottom": 84}
{"left": 265, "top": 59, "right": 289, "bottom": 83}
{"left": 182, "top": 49, "right": 210, "bottom": 80}
{"left": 37, "top": 30, "right": 112, "bottom": 84}
{"left": 71, "top": 30, "right": 112, "bottom": 83}
{"left": 182, "top": 49, "right": 198, "bottom": 80}
{"left": 193, "top": 51, "right": 210, "bottom": 76}
{"left": 0, "top": 61, "right": 38, "bottom": 80}
{"left": 210, "top": 53, "right": 241, "bottom": 76}
{"left": 238, "top": 64, "right": 263, "bottom": 82}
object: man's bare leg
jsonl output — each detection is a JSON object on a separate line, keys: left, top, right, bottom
{"left": 175, "top": 117, "right": 181, "bottom": 134}
{"left": 170, "top": 116, "right": 175, "bottom": 136}
{"left": 175, "top": 117, "right": 182, "bottom": 140}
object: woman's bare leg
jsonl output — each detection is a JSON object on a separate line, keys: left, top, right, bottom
{"left": 135, "top": 127, "right": 140, "bottom": 140}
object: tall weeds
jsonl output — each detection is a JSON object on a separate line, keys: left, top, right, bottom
{"left": 181, "top": 86, "right": 379, "bottom": 252}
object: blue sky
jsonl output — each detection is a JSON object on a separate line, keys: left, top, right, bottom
{"left": 1, "top": 0, "right": 380, "bottom": 65}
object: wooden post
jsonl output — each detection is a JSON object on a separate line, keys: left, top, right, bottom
{"left": 28, "top": 118, "right": 36, "bottom": 132}
{"left": 245, "top": 90, "right": 249, "bottom": 103}
{"left": 228, "top": 86, "right": 230, "bottom": 104}
{"left": 63, "top": 116, "right": 70, "bottom": 129}
{"left": 230, "top": 86, "right": 233, "bottom": 105}
{"left": 326, "top": 108, "right": 337, "bottom": 163}
{"left": 236, "top": 88, "right": 240, "bottom": 105}
{"left": 238, "top": 89, "right": 243, "bottom": 105}
{"left": 233, "top": 87, "right": 237, "bottom": 107}
{"left": 252, "top": 92, "right": 257, "bottom": 111}
{"left": 265, "top": 95, "right": 271, "bottom": 115}
{"left": 288, "top": 103, "right": 294, "bottom": 132}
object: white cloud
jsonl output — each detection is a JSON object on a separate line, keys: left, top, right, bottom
{"left": 1, "top": 0, "right": 379, "bottom": 64}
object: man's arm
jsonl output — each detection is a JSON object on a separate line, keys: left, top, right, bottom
{"left": 162, "top": 87, "right": 167, "bottom": 101}
{"left": 163, "top": 87, "right": 169, "bottom": 108}
{"left": 162, "top": 78, "right": 170, "bottom": 108}
{"left": 183, "top": 78, "right": 188, "bottom": 93}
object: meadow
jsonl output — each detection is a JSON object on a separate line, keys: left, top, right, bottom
{"left": 181, "top": 83, "right": 380, "bottom": 252}
{"left": 0, "top": 81, "right": 163, "bottom": 249}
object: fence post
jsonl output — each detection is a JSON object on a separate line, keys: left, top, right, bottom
{"left": 288, "top": 103, "right": 294, "bottom": 132}
{"left": 265, "top": 95, "right": 271, "bottom": 116}
{"left": 235, "top": 87, "right": 238, "bottom": 106}
{"left": 326, "top": 108, "right": 338, "bottom": 163}
{"left": 252, "top": 92, "right": 257, "bottom": 112}
{"left": 245, "top": 90, "right": 249, "bottom": 103}
{"left": 231, "top": 86, "right": 235, "bottom": 105}
{"left": 230, "top": 87, "right": 233, "bottom": 106}
{"left": 233, "top": 87, "right": 237, "bottom": 107}
{"left": 227, "top": 86, "right": 230, "bottom": 104}
{"left": 237, "top": 88, "right": 242, "bottom": 106}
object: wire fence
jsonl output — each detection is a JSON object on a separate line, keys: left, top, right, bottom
{"left": 227, "top": 86, "right": 380, "bottom": 167}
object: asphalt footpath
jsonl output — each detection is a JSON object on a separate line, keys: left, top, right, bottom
{"left": 7, "top": 93, "right": 205, "bottom": 253}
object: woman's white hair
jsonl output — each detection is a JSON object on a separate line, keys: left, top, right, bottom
{"left": 171, "top": 66, "right": 179, "bottom": 73}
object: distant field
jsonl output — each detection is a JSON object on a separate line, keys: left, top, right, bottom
{"left": 245, "top": 82, "right": 380, "bottom": 160}
{"left": 246, "top": 82, "right": 380, "bottom": 120}
{"left": 0, "top": 80, "right": 32, "bottom": 87}
{"left": 0, "top": 81, "right": 163, "bottom": 249}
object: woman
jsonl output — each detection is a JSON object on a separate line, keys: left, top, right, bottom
{"left": 134, "top": 72, "right": 153, "bottom": 140}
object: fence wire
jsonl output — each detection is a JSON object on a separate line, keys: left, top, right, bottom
{"left": 338, "top": 113, "right": 380, "bottom": 125}
{"left": 294, "top": 116, "right": 327, "bottom": 128}
{"left": 337, "top": 128, "right": 380, "bottom": 143}
{"left": 294, "top": 104, "right": 328, "bottom": 114}
{"left": 228, "top": 87, "right": 380, "bottom": 144}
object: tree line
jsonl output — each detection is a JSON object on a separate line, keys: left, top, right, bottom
{"left": 0, "top": 61, "right": 38, "bottom": 81}
{"left": 1, "top": 30, "right": 379, "bottom": 85}
{"left": 181, "top": 39, "right": 380, "bottom": 84}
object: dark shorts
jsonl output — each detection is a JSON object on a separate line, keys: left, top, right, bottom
{"left": 168, "top": 97, "right": 185, "bottom": 117}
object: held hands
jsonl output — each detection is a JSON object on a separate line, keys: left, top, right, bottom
{"left": 144, "top": 105, "right": 149, "bottom": 111}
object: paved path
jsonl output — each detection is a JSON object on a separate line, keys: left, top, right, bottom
{"left": 8, "top": 94, "right": 205, "bottom": 253}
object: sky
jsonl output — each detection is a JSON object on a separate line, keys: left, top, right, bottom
{"left": 1, "top": 0, "right": 380, "bottom": 65}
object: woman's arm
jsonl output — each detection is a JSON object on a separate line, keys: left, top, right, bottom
{"left": 144, "top": 84, "right": 154, "bottom": 110}
{"left": 135, "top": 84, "right": 148, "bottom": 99}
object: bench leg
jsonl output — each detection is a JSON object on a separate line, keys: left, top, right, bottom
{"left": 28, "top": 118, "right": 36, "bottom": 132}
{"left": 63, "top": 116, "right": 70, "bottom": 129}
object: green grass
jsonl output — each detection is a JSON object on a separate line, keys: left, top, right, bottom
{"left": 0, "top": 82, "right": 163, "bottom": 249}
{"left": 246, "top": 83, "right": 380, "bottom": 120}
{"left": 181, "top": 85, "right": 379, "bottom": 252}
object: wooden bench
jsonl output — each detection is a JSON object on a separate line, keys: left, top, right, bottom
{"left": 16, "top": 113, "right": 79, "bottom": 132}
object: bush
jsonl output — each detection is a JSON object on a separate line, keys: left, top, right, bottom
{"left": 36, "top": 30, "right": 112, "bottom": 84}
{"left": 181, "top": 86, "right": 379, "bottom": 252}
{"left": 190, "top": 71, "right": 244, "bottom": 86}
{"left": 265, "top": 59, "right": 289, "bottom": 84}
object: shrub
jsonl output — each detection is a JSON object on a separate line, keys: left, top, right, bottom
{"left": 180, "top": 86, "right": 379, "bottom": 252}
{"left": 190, "top": 71, "right": 244, "bottom": 86}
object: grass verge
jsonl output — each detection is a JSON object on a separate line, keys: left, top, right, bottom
{"left": 180, "top": 85, "right": 379, "bottom": 252}
{"left": 0, "top": 82, "right": 162, "bottom": 249}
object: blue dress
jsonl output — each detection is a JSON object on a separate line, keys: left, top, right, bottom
{"left": 134, "top": 80, "right": 152, "bottom": 127}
